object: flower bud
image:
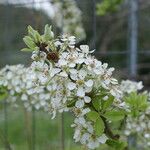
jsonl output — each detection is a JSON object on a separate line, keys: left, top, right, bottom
{"left": 40, "top": 52, "right": 47, "bottom": 60}
{"left": 31, "top": 53, "right": 38, "bottom": 60}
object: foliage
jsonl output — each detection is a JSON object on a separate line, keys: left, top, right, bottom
{"left": 97, "top": 0, "right": 124, "bottom": 16}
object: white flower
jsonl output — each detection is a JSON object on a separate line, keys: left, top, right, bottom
{"left": 120, "top": 80, "right": 143, "bottom": 94}
{"left": 21, "top": 94, "right": 28, "bottom": 101}
{"left": 80, "top": 45, "right": 89, "bottom": 54}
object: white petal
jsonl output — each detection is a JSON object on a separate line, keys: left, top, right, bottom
{"left": 84, "top": 96, "right": 91, "bottom": 103}
{"left": 67, "top": 82, "right": 76, "bottom": 90}
{"left": 76, "top": 58, "right": 84, "bottom": 64}
{"left": 111, "top": 78, "right": 118, "bottom": 85}
{"left": 82, "top": 108, "right": 91, "bottom": 115}
{"left": 59, "top": 71, "right": 68, "bottom": 77}
{"left": 80, "top": 45, "right": 89, "bottom": 53}
{"left": 69, "top": 69, "right": 78, "bottom": 74}
{"left": 103, "top": 96, "right": 108, "bottom": 101}
{"left": 50, "top": 68, "right": 61, "bottom": 77}
{"left": 85, "top": 87, "right": 92, "bottom": 93}
{"left": 77, "top": 87, "right": 85, "bottom": 97}
{"left": 70, "top": 74, "right": 78, "bottom": 80}
{"left": 85, "top": 80, "right": 93, "bottom": 87}
{"left": 98, "top": 134, "right": 108, "bottom": 144}
{"left": 102, "top": 63, "right": 108, "bottom": 69}
{"left": 75, "top": 100, "right": 84, "bottom": 108}
{"left": 69, "top": 63, "right": 76, "bottom": 68}
{"left": 80, "top": 133, "right": 90, "bottom": 144}
{"left": 58, "top": 59, "right": 68, "bottom": 66}
{"left": 79, "top": 70, "right": 87, "bottom": 80}
{"left": 21, "top": 94, "right": 28, "bottom": 101}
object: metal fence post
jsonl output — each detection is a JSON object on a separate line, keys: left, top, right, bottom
{"left": 128, "top": 0, "right": 139, "bottom": 78}
{"left": 128, "top": 0, "right": 139, "bottom": 149}
{"left": 92, "top": 0, "right": 97, "bottom": 49}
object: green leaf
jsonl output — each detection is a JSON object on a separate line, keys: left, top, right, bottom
{"left": 21, "top": 48, "right": 33, "bottom": 52}
{"left": 94, "top": 117, "right": 105, "bottom": 136}
{"left": 43, "top": 24, "right": 54, "bottom": 42}
{"left": 106, "top": 139, "right": 127, "bottom": 150}
{"left": 125, "top": 92, "right": 148, "bottom": 117}
{"left": 104, "top": 110, "right": 125, "bottom": 122}
{"left": 92, "top": 99, "right": 101, "bottom": 111}
{"left": 28, "top": 25, "right": 41, "bottom": 43}
{"left": 96, "top": 0, "right": 123, "bottom": 16}
{"left": 23, "top": 36, "right": 36, "bottom": 49}
{"left": 102, "top": 96, "right": 114, "bottom": 110}
{"left": 86, "top": 111, "right": 99, "bottom": 122}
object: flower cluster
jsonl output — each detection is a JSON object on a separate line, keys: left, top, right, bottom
{"left": 120, "top": 80, "right": 143, "bottom": 94}
{"left": 1, "top": 24, "right": 150, "bottom": 150}
{"left": 0, "top": 64, "right": 49, "bottom": 111}
{"left": 52, "top": 0, "right": 86, "bottom": 40}
{"left": 25, "top": 25, "right": 123, "bottom": 149}
{"left": 124, "top": 106, "right": 150, "bottom": 148}
{"left": 120, "top": 80, "right": 150, "bottom": 149}
{"left": 3, "top": 25, "right": 150, "bottom": 149}
{"left": 0, "top": 25, "right": 125, "bottom": 149}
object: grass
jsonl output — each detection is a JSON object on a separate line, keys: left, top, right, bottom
{"left": 0, "top": 106, "right": 81, "bottom": 150}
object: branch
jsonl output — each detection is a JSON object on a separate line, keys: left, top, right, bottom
{"left": 101, "top": 115, "right": 120, "bottom": 140}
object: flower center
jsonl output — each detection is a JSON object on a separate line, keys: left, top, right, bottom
{"left": 76, "top": 80, "right": 84, "bottom": 85}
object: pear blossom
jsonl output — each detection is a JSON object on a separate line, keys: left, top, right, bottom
{"left": 0, "top": 25, "right": 126, "bottom": 149}
{"left": 120, "top": 80, "right": 143, "bottom": 94}
{"left": 124, "top": 106, "right": 150, "bottom": 149}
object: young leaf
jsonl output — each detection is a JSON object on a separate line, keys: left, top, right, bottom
{"left": 125, "top": 92, "right": 148, "bottom": 115}
{"left": 28, "top": 25, "right": 41, "bottom": 43}
{"left": 104, "top": 110, "right": 125, "bottom": 122}
{"left": 21, "top": 48, "right": 33, "bottom": 52}
{"left": 102, "top": 96, "right": 114, "bottom": 110}
{"left": 94, "top": 117, "right": 105, "bottom": 136}
{"left": 106, "top": 139, "right": 127, "bottom": 150}
{"left": 23, "top": 36, "right": 36, "bottom": 49}
{"left": 43, "top": 24, "right": 54, "bottom": 42}
{"left": 86, "top": 111, "right": 99, "bottom": 122}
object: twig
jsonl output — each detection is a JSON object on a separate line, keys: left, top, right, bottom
{"left": 101, "top": 115, "right": 120, "bottom": 140}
